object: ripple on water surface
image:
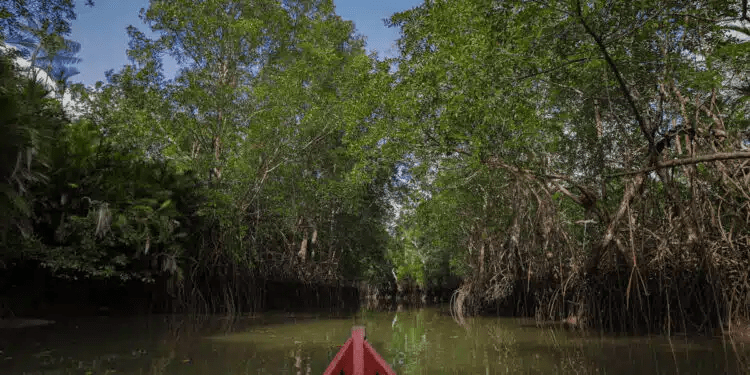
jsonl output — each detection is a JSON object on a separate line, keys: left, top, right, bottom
{"left": 0, "top": 309, "right": 748, "bottom": 374}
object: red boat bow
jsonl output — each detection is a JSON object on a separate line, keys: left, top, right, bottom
{"left": 323, "top": 326, "right": 397, "bottom": 375}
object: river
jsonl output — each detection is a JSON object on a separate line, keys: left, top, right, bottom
{"left": 1, "top": 307, "right": 748, "bottom": 374}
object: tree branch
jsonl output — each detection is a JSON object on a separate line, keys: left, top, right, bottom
{"left": 483, "top": 157, "right": 607, "bottom": 221}
{"left": 607, "top": 151, "right": 750, "bottom": 177}
{"left": 514, "top": 58, "right": 590, "bottom": 82}
{"left": 574, "top": 0, "right": 654, "bottom": 148}
{"left": 585, "top": 174, "right": 645, "bottom": 276}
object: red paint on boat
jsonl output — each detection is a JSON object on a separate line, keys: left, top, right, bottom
{"left": 323, "top": 326, "right": 397, "bottom": 375}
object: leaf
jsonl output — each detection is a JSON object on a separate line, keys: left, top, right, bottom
{"left": 157, "top": 199, "right": 172, "bottom": 211}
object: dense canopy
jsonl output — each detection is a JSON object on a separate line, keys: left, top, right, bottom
{"left": 1, "top": 0, "right": 749, "bottom": 333}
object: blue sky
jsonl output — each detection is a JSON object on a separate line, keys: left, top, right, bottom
{"left": 69, "top": 0, "right": 422, "bottom": 86}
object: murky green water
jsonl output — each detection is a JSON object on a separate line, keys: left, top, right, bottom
{"left": 1, "top": 307, "right": 748, "bottom": 374}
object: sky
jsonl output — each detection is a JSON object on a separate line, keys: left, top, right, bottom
{"left": 69, "top": 0, "right": 422, "bottom": 86}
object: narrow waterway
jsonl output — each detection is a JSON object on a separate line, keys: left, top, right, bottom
{"left": 1, "top": 307, "right": 748, "bottom": 374}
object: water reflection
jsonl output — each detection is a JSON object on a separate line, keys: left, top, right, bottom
{"left": 0, "top": 308, "right": 747, "bottom": 374}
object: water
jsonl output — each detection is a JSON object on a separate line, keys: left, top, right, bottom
{"left": 1, "top": 307, "right": 748, "bottom": 374}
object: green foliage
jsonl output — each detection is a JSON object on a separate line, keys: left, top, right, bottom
{"left": 1, "top": 0, "right": 93, "bottom": 94}
{"left": 30, "top": 134, "right": 201, "bottom": 281}
{"left": 1, "top": 1, "right": 78, "bottom": 43}
{"left": 0, "top": 40, "right": 200, "bottom": 282}
{"left": 0, "top": 51, "right": 65, "bottom": 254}
{"left": 377, "top": 0, "right": 750, "bottom": 325}
{"left": 4, "top": 0, "right": 746, "bottom": 324}
{"left": 70, "top": 0, "right": 398, "bottom": 291}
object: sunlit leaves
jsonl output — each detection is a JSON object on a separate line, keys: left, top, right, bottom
{"left": 380, "top": 0, "right": 750, "bottom": 302}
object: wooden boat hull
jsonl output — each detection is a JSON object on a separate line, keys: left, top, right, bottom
{"left": 323, "top": 326, "right": 397, "bottom": 375}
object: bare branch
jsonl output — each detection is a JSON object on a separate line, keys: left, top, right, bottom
{"left": 585, "top": 174, "right": 645, "bottom": 275}
{"left": 608, "top": 151, "right": 750, "bottom": 177}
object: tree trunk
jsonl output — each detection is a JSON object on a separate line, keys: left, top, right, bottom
{"left": 585, "top": 173, "right": 645, "bottom": 276}
{"left": 299, "top": 229, "right": 308, "bottom": 262}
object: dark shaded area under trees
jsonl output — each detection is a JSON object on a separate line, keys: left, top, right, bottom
{"left": 1, "top": 0, "right": 750, "bottom": 338}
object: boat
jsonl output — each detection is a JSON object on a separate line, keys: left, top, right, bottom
{"left": 323, "top": 326, "right": 397, "bottom": 375}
